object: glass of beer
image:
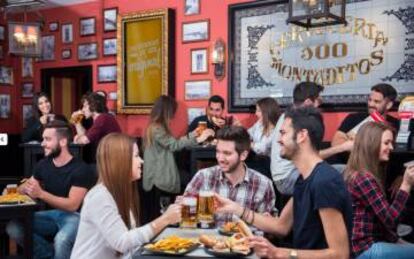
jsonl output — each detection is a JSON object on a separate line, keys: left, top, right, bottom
{"left": 6, "top": 184, "right": 17, "bottom": 194}
{"left": 198, "top": 189, "right": 215, "bottom": 228}
{"left": 180, "top": 196, "right": 198, "bottom": 228}
{"left": 70, "top": 113, "right": 84, "bottom": 124}
{"left": 198, "top": 121, "right": 207, "bottom": 132}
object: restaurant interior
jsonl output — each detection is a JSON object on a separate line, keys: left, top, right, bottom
{"left": 0, "top": 0, "right": 414, "bottom": 258}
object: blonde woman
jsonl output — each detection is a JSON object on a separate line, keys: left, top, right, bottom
{"left": 71, "top": 133, "right": 182, "bottom": 259}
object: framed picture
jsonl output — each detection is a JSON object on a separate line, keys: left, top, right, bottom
{"left": 21, "top": 82, "right": 34, "bottom": 98}
{"left": 61, "top": 23, "right": 73, "bottom": 43}
{"left": 22, "top": 104, "right": 33, "bottom": 127}
{"left": 61, "top": 49, "right": 71, "bottom": 59}
{"left": 78, "top": 43, "right": 98, "bottom": 60}
{"left": 8, "top": 22, "right": 41, "bottom": 57}
{"left": 191, "top": 48, "right": 208, "bottom": 74}
{"left": 187, "top": 107, "right": 205, "bottom": 125}
{"left": 22, "top": 57, "right": 33, "bottom": 78}
{"left": 103, "top": 38, "right": 117, "bottom": 56}
{"left": 0, "top": 66, "right": 13, "bottom": 85}
{"left": 182, "top": 20, "right": 209, "bottom": 43}
{"left": 97, "top": 64, "right": 116, "bottom": 83}
{"left": 0, "top": 94, "right": 11, "bottom": 119}
{"left": 0, "top": 25, "right": 4, "bottom": 41}
{"left": 109, "top": 91, "right": 117, "bottom": 100}
{"left": 49, "top": 22, "right": 58, "bottom": 32}
{"left": 41, "top": 35, "right": 55, "bottom": 61}
{"left": 80, "top": 17, "right": 96, "bottom": 36}
{"left": 185, "top": 80, "right": 211, "bottom": 100}
{"left": 118, "top": 9, "right": 175, "bottom": 114}
{"left": 103, "top": 8, "right": 117, "bottom": 32}
{"left": 184, "top": 0, "right": 200, "bottom": 15}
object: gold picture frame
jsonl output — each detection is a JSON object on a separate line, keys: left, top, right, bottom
{"left": 117, "top": 8, "right": 175, "bottom": 114}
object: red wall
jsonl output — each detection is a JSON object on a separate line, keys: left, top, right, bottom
{"left": 0, "top": 0, "right": 348, "bottom": 140}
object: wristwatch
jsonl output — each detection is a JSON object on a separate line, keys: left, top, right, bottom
{"left": 289, "top": 249, "right": 298, "bottom": 259}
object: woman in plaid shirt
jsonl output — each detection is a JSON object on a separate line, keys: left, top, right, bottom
{"left": 344, "top": 122, "right": 414, "bottom": 258}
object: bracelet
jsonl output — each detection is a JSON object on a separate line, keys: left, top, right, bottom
{"left": 240, "top": 206, "right": 247, "bottom": 219}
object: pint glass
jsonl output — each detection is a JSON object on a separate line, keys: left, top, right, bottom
{"left": 180, "top": 196, "right": 198, "bottom": 228}
{"left": 198, "top": 190, "right": 215, "bottom": 228}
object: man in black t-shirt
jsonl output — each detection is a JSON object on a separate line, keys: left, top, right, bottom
{"left": 7, "top": 121, "right": 95, "bottom": 259}
{"left": 187, "top": 95, "right": 226, "bottom": 133}
{"left": 216, "top": 107, "right": 353, "bottom": 259}
{"left": 332, "top": 83, "right": 399, "bottom": 150}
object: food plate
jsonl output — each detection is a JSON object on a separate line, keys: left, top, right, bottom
{"left": 143, "top": 235, "right": 199, "bottom": 256}
{"left": 0, "top": 194, "right": 34, "bottom": 205}
{"left": 204, "top": 247, "right": 252, "bottom": 258}
{"left": 218, "top": 226, "right": 239, "bottom": 236}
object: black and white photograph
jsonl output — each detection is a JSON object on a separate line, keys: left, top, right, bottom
{"left": 49, "top": 22, "right": 58, "bottom": 32}
{"left": 184, "top": 0, "right": 200, "bottom": 15}
{"left": 0, "top": 66, "right": 13, "bottom": 85}
{"left": 22, "top": 82, "right": 34, "bottom": 98}
{"left": 61, "top": 23, "right": 73, "bottom": 43}
{"left": 78, "top": 42, "right": 98, "bottom": 60}
{"left": 103, "top": 38, "right": 117, "bottom": 56}
{"left": 108, "top": 91, "right": 117, "bottom": 100}
{"left": 22, "top": 104, "right": 33, "bottom": 127}
{"left": 98, "top": 64, "right": 116, "bottom": 83}
{"left": 61, "top": 49, "right": 71, "bottom": 59}
{"left": 80, "top": 17, "right": 96, "bottom": 36}
{"left": 185, "top": 80, "right": 211, "bottom": 100}
{"left": 191, "top": 48, "right": 208, "bottom": 74}
{"left": 104, "top": 8, "right": 117, "bottom": 32}
{"left": 0, "top": 94, "right": 11, "bottom": 119}
{"left": 41, "top": 35, "right": 55, "bottom": 61}
{"left": 0, "top": 25, "right": 4, "bottom": 41}
{"left": 22, "top": 57, "right": 33, "bottom": 78}
{"left": 187, "top": 107, "right": 205, "bottom": 125}
{"left": 182, "top": 20, "right": 209, "bottom": 43}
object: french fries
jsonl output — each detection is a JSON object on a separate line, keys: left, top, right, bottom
{"left": 145, "top": 235, "right": 197, "bottom": 253}
{"left": 0, "top": 193, "right": 32, "bottom": 204}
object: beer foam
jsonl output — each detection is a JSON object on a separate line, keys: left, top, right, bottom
{"left": 183, "top": 197, "right": 197, "bottom": 206}
{"left": 199, "top": 190, "right": 214, "bottom": 197}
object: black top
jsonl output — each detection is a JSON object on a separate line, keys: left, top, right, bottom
{"left": 33, "top": 157, "right": 96, "bottom": 210}
{"left": 187, "top": 115, "right": 217, "bottom": 133}
{"left": 293, "top": 161, "right": 353, "bottom": 250}
{"left": 21, "top": 114, "right": 68, "bottom": 143}
{"left": 338, "top": 112, "right": 400, "bottom": 133}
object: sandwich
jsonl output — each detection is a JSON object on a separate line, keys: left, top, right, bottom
{"left": 236, "top": 219, "right": 254, "bottom": 237}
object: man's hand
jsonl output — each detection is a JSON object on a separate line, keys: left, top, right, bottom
{"left": 25, "top": 178, "right": 44, "bottom": 199}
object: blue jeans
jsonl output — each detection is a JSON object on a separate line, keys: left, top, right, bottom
{"left": 357, "top": 242, "right": 414, "bottom": 259}
{"left": 6, "top": 209, "right": 80, "bottom": 259}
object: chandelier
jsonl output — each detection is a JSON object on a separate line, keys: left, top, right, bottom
{"left": 13, "top": 24, "right": 38, "bottom": 47}
{"left": 287, "top": 0, "right": 347, "bottom": 29}
{"left": 8, "top": 22, "right": 41, "bottom": 56}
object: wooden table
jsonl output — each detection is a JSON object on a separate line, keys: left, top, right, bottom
{"left": 0, "top": 202, "right": 38, "bottom": 259}
{"left": 133, "top": 227, "right": 258, "bottom": 259}
{"left": 19, "top": 142, "right": 84, "bottom": 177}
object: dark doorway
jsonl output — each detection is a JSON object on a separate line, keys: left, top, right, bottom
{"left": 41, "top": 66, "right": 92, "bottom": 119}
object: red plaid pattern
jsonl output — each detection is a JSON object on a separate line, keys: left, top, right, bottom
{"left": 184, "top": 165, "right": 276, "bottom": 224}
{"left": 348, "top": 172, "right": 409, "bottom": 257}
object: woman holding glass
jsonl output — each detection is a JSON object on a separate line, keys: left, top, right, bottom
{"left": 22, "top": 92, "right": 67, "bottom": 142}
{"left": 344, "top": 122, "right": 414, "bottom": 259}
{"left": 142, "top": 95, "right": 214, "bottom": 223}
{"left": 71, "top": 133, "right": 182, "bottom": 259}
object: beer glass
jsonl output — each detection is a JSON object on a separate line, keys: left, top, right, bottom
{"left": 198, "top": 190, "right": 215, "bottom": 228}
{"left": 6, "top": 184, "right": 17, "bottom": 194}
{"left": 180, "top": 196, "right": 198, "bottom": 228}
{"left": 198, "top": 121, "right": 207, "bottom": 132}
{"left": 70, "top": 113, "right": 84, "bottom": 124}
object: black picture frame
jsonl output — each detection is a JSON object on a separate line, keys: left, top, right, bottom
{"left": 80, "top": 17, "right": 96, "bottom": 36}
{"left": 103, "top": 8, "right": 118, "bottom": 32}
{"left": 49, "top": 22, "right": 59, "bottom": 32}
{"left": 61, "top": 49, "right": 71, "bottom": 59}
{"left": 78, "top": 42, "right": 98, "bottom": 60}
{"left": 97, "top": 64, "right": 117, "bottom": 83}
{"left": 103, "top": 38, "right": 117, "bottom": 56}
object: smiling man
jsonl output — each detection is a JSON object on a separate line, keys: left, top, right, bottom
{"left": 7, "top": 120, "right": 96, "bottom": 259}
{"left": 183, "top": 126, "right": 276, "bottom": 225}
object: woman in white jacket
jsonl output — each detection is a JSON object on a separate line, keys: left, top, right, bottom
{"left": 71, "top": 133, "right": 182, "bottom": 259}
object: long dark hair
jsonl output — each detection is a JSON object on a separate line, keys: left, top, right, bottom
{"left": 256, "top": 97, "right": 280, "bottom": 137}
{"left": 344, "top": 122, "right": 394, "bottom": 186}
{"left": 144, "top": 95, "right": 177, "bottom": 147}
{"left": 32, "top": 92, "right": 51, "bottom": 119}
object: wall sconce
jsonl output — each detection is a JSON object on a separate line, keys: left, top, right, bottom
{"left": 212, "top": 38, "right": 225, "bottom": 81}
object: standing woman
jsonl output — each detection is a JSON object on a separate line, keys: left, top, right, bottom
{"left": 344, "top": 122, "right": 414, "bottom": 259}
{"left": 248, "top": 97, "right": 280, "bottom": 156}
{"left": 142, "top": 95, "right": 214, "bottom": 223}
{"left": 71, "top": 133, "right": 182, "bottom": 259}
{"left": 22, "top": 92, "right": 67, "bottom": 142}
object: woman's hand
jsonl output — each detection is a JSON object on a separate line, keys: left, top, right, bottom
{"left": 401, "top": 165, "right": 414, "bottom": 193}
{"left": 214, "top": 193, "right": 243, "bottom": 216}
{"left": 39, "top": 114, "right": 48, "bottom": 125}
{"left": 161, "top": 204, "right": 182, "bottom": 225}
{"left": 196, "top": 129, "right": 215, "bottom": 143}
{"left": 248, "top": 236, "right": 284, "bottom": 259}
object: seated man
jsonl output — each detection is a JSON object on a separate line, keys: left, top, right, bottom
{"left": 7, "top": 121, "right": 96, "bottom": 259}
{"left": 215, "top": 107, "right": 352, "bottom": 259}
{"left": 183, "top": 126, "right": 276, "bottom": 225}
{"left": 188, "top": 95, "right": 230, "bottom": 132}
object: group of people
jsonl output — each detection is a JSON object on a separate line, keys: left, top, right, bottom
{"left": 6, "top": 81, "right": 414, "bottom": 259}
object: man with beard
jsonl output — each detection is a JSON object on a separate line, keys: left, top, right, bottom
{"left": 7, "top": 120, "right": 95, "bottom": 259}
{"left": 183, "top": 126, "right": 276, "bottom": 225}
{"left": 332, "top": 83, "right": 399, "bottom": 147}
{"left": 214, "top": 107, "right": 352, "bottom": 259}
